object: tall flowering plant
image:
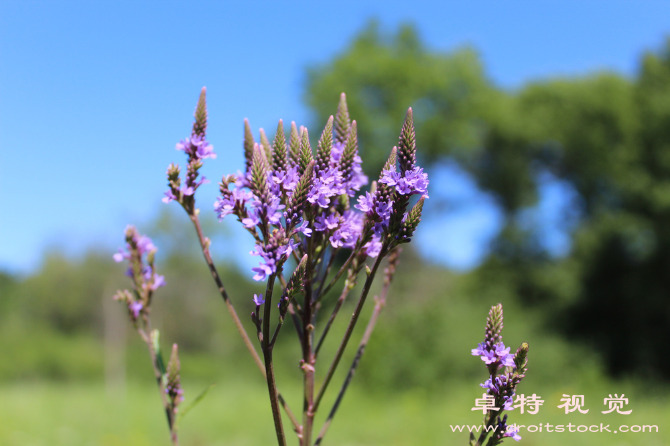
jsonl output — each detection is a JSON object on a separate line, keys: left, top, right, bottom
{"left": 469, "top": 304, "right": 528, "bottom": 445}
{"left": 113, "top": 89, "right": 428, "bottom": 445}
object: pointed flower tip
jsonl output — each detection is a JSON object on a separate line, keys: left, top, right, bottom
{"left": 253, "top": 293, "right": 265, "bottom": 306}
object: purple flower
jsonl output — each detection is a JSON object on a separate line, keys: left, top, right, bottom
{"left": 345, "top": 158, "right": 368, "bottom": 196}
{"left": 129, "top": 301, "right": 143, "bottom": 318}
{"left": 249, "top": 230, "right": 295, "bottom": 281}
{"left": 495, "top": 343, "right": 515, "bottom": 367}
{"left": 472, "top": 341, "right": 515, "bottom": 368}
{"left": 329, "top": 211, "right": 363, "bottom": 249}
{"left": 176, "top": 134, "right": 216, "bottom": 160}
{"left": 151, "top": 275, "right": 166, "bottom": 291}
{"left": 331, "top": 141, "right": 345, "bottom": 163}
{"left": 502, "top": 395, "right": 515, "bottom": 411}
{"left": 266, "top": 196, "right": 285, "bottom": 225}
{"left": 482, "top": 349, "right": 498, "bottom": 365}
{"left": 363, "top": 233, "right": 383, "bottom": 258}
{"left": 379, "top": 170, "right": 401, "bottom": 187}
{"left": 504, "top": 425, "right": 522, "bottom": 442}
{"left": 295, "top": 219, "right": 313, "bottom": 237}
{"left": 242, "top": 213, "right": 260, "bottom": 228}
{"left": 137, "top": 235, "right": 156, "bottom": 255}
{"left": 252, "top": 263, "right": 274, "bottom": 282}
{"left": 471, "top": 342, "right": 487, "bottom": 357}
{"left": 253, "top": 294, "right": 265, "bottom": 306}
{"left": 243, "top": 195, "right": 285, "bottom": 229}
{"left": 375, "top": 199, "right": 393, "bottom": 220}
{"left": 308, "top": 167, "right": 344, "bottom": 208}
{"left": 379, "top": 167, "right": 429, "bottom": 196}
{"left": 480, "top": 375, "right": 515, "bottom": 410}
{"left": 497, "top": 415, "right": 521, "bottom": 442}
{"left": 314, "top": 213, "right": 340, "bottom": 232}
{"left": 271, "top": 166, "right": 299, "bottom": 194}
{"left": 214, "top": 188, "right": 253, "bottom": 221}
{"left": 162, "top": 190, "right": 178, "bottom": 204}
{"left": 355, "top": 192, "right": 375, "bottom": 213}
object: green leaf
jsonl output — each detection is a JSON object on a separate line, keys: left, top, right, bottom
{"left": 176, "top": 383, "right": 216, "bottom": 426}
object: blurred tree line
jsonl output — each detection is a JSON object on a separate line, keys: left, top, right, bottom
{"left": 306, "top": 21, "right": 670, "bottom": 380}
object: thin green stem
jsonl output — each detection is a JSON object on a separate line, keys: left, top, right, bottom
{"left": 315, "top": 249, "right": 357, "bottom": 301}
{"left": 314, "top": 248, "right": 338, "bottom": 303}
{"left": 138, "top": 325, "right": 179, "bottom": 445}
{"left": 313, "top": 247, "right": 386, "bottom": 413}
{"left": 313, "top": 298, "right": 381, "bottom": 446}
{"left": 314, "top": 284, "right": 352, "bottom": 359}
{"left": 301, "top": 235, "right": 316, "bottom": 446}
{"left": 262, "top": 273, "right": 287, "bottom": 446}
{"left": 187, "top": 211, "right": 300, "bottom": 435}
{"left": 314, "top": 251, "right": 397, "bottom": 445}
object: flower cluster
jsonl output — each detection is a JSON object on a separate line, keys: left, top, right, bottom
{"left": 112, "top": 226, "right": 165, "bottom": 320}
{"left": 250, "top": 228, "right": 298, "bottom": 281}
{"left": 379, "top": 166, "right": 429, "bottom": 197}
{"left": 496, "top": 415, "right": 522, "bottom": 442}
{"left": 162, "top": 87, "right": 216, "bottom": 211}
{"left": 470, "top": 304, "right": 528, "bottom": 444}
{"left": 213, "top": 93, "right": 429, "bottom": 280}
{"left": 112, "top": 227, "right": 181, "bottom": 443}
{"left": 165, "top": 343, "right": 184, "bottom": 412}
{"left": 472, "top": 342, "right": 515, "bottom": 368}
{"left": 480, "top": 374, "right": 515, "bottom": 411}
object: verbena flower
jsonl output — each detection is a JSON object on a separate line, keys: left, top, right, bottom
{"left": 471, "top": 304, "right": 529, "bottom": 445}
{"left": 253, "top": 294, "right": 265, "bottom": 306}
{"left": 497, "top": 415, "right": 522, "bottom": 442}
{"left": 214, "top": 99, "right": 428, "bottom": 280}
{"left": 379, "top": 167, "right": 429, "bottom": 196}
{"left": 162, "top": 88, "right": 215, "bottom": 208}
{"left": 112, "top": 226, "right": 165, "bottom": 321}
{"left": 472, "top": 341, "right": 515, "bottom": 367}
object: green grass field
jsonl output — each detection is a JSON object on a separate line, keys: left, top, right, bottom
{"left": 2, "top": 378, "right": 667, "bottom": 446}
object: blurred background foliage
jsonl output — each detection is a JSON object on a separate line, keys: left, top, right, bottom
{"left": 3, "top": 21, "right": 670, "bottom": 445}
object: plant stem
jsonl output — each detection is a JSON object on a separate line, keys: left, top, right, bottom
{"left": 262, "top": 273, "right": 287, "bottom": 446}
{"left": 314, "top": 251, "right": 397, "bottom": 445}
{"left": 314, "top": 248, "right": 338, "bottom": 301}
{"left": 313, "top": 298, "right": 381, "bottom": 446}
{"left": 301, "top": 235, "right": 316, "bottom": 446}
{"left": 138, "top": 325, "right": 179, "bottom": 445}
{"left": 312, "top": 248, "right": 386, "bottom": 413}
{"left": 189, "top": 213, "right": 264, "bottom": 370}
{"left": 314, "top": 284, "right": 351, "bottom": 358}
{"left": 475, "top": 411, "right": 497, "bottom": 446}
{"left": 187, "top": 212, "right": 300, "bottom": 434}
{"left": 315, "top": 249, "right": 358, "bottom": 301}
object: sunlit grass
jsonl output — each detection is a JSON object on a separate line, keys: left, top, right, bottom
{"left": 1, "top": 378, "right": 667, "bottom": 445}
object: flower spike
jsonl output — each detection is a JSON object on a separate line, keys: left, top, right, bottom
{"left": 244, "top": 118, "right": 255, "bottom": 172}
{"left": 192, "top": 87, "right": 207, "bottom": 138}
{"left": 397, "top": 107, "right": 416, "bottom": 175}
{"left": 334, "top": 92, "right": 351, "bottom": 145}
{"left": 272, "top": 120, "right": 288, "bottom": 173}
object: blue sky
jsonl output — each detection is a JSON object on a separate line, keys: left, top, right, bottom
{"left": 1, "top": 1, "right": 669, "bottom": 275}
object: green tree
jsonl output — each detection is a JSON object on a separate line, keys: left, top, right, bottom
{"left": 305, "top": 21, "right": 670, "bottom": 380}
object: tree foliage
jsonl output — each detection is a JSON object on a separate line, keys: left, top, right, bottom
{"left": 306, "top": 21, "right": 670, "bottom": 380}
